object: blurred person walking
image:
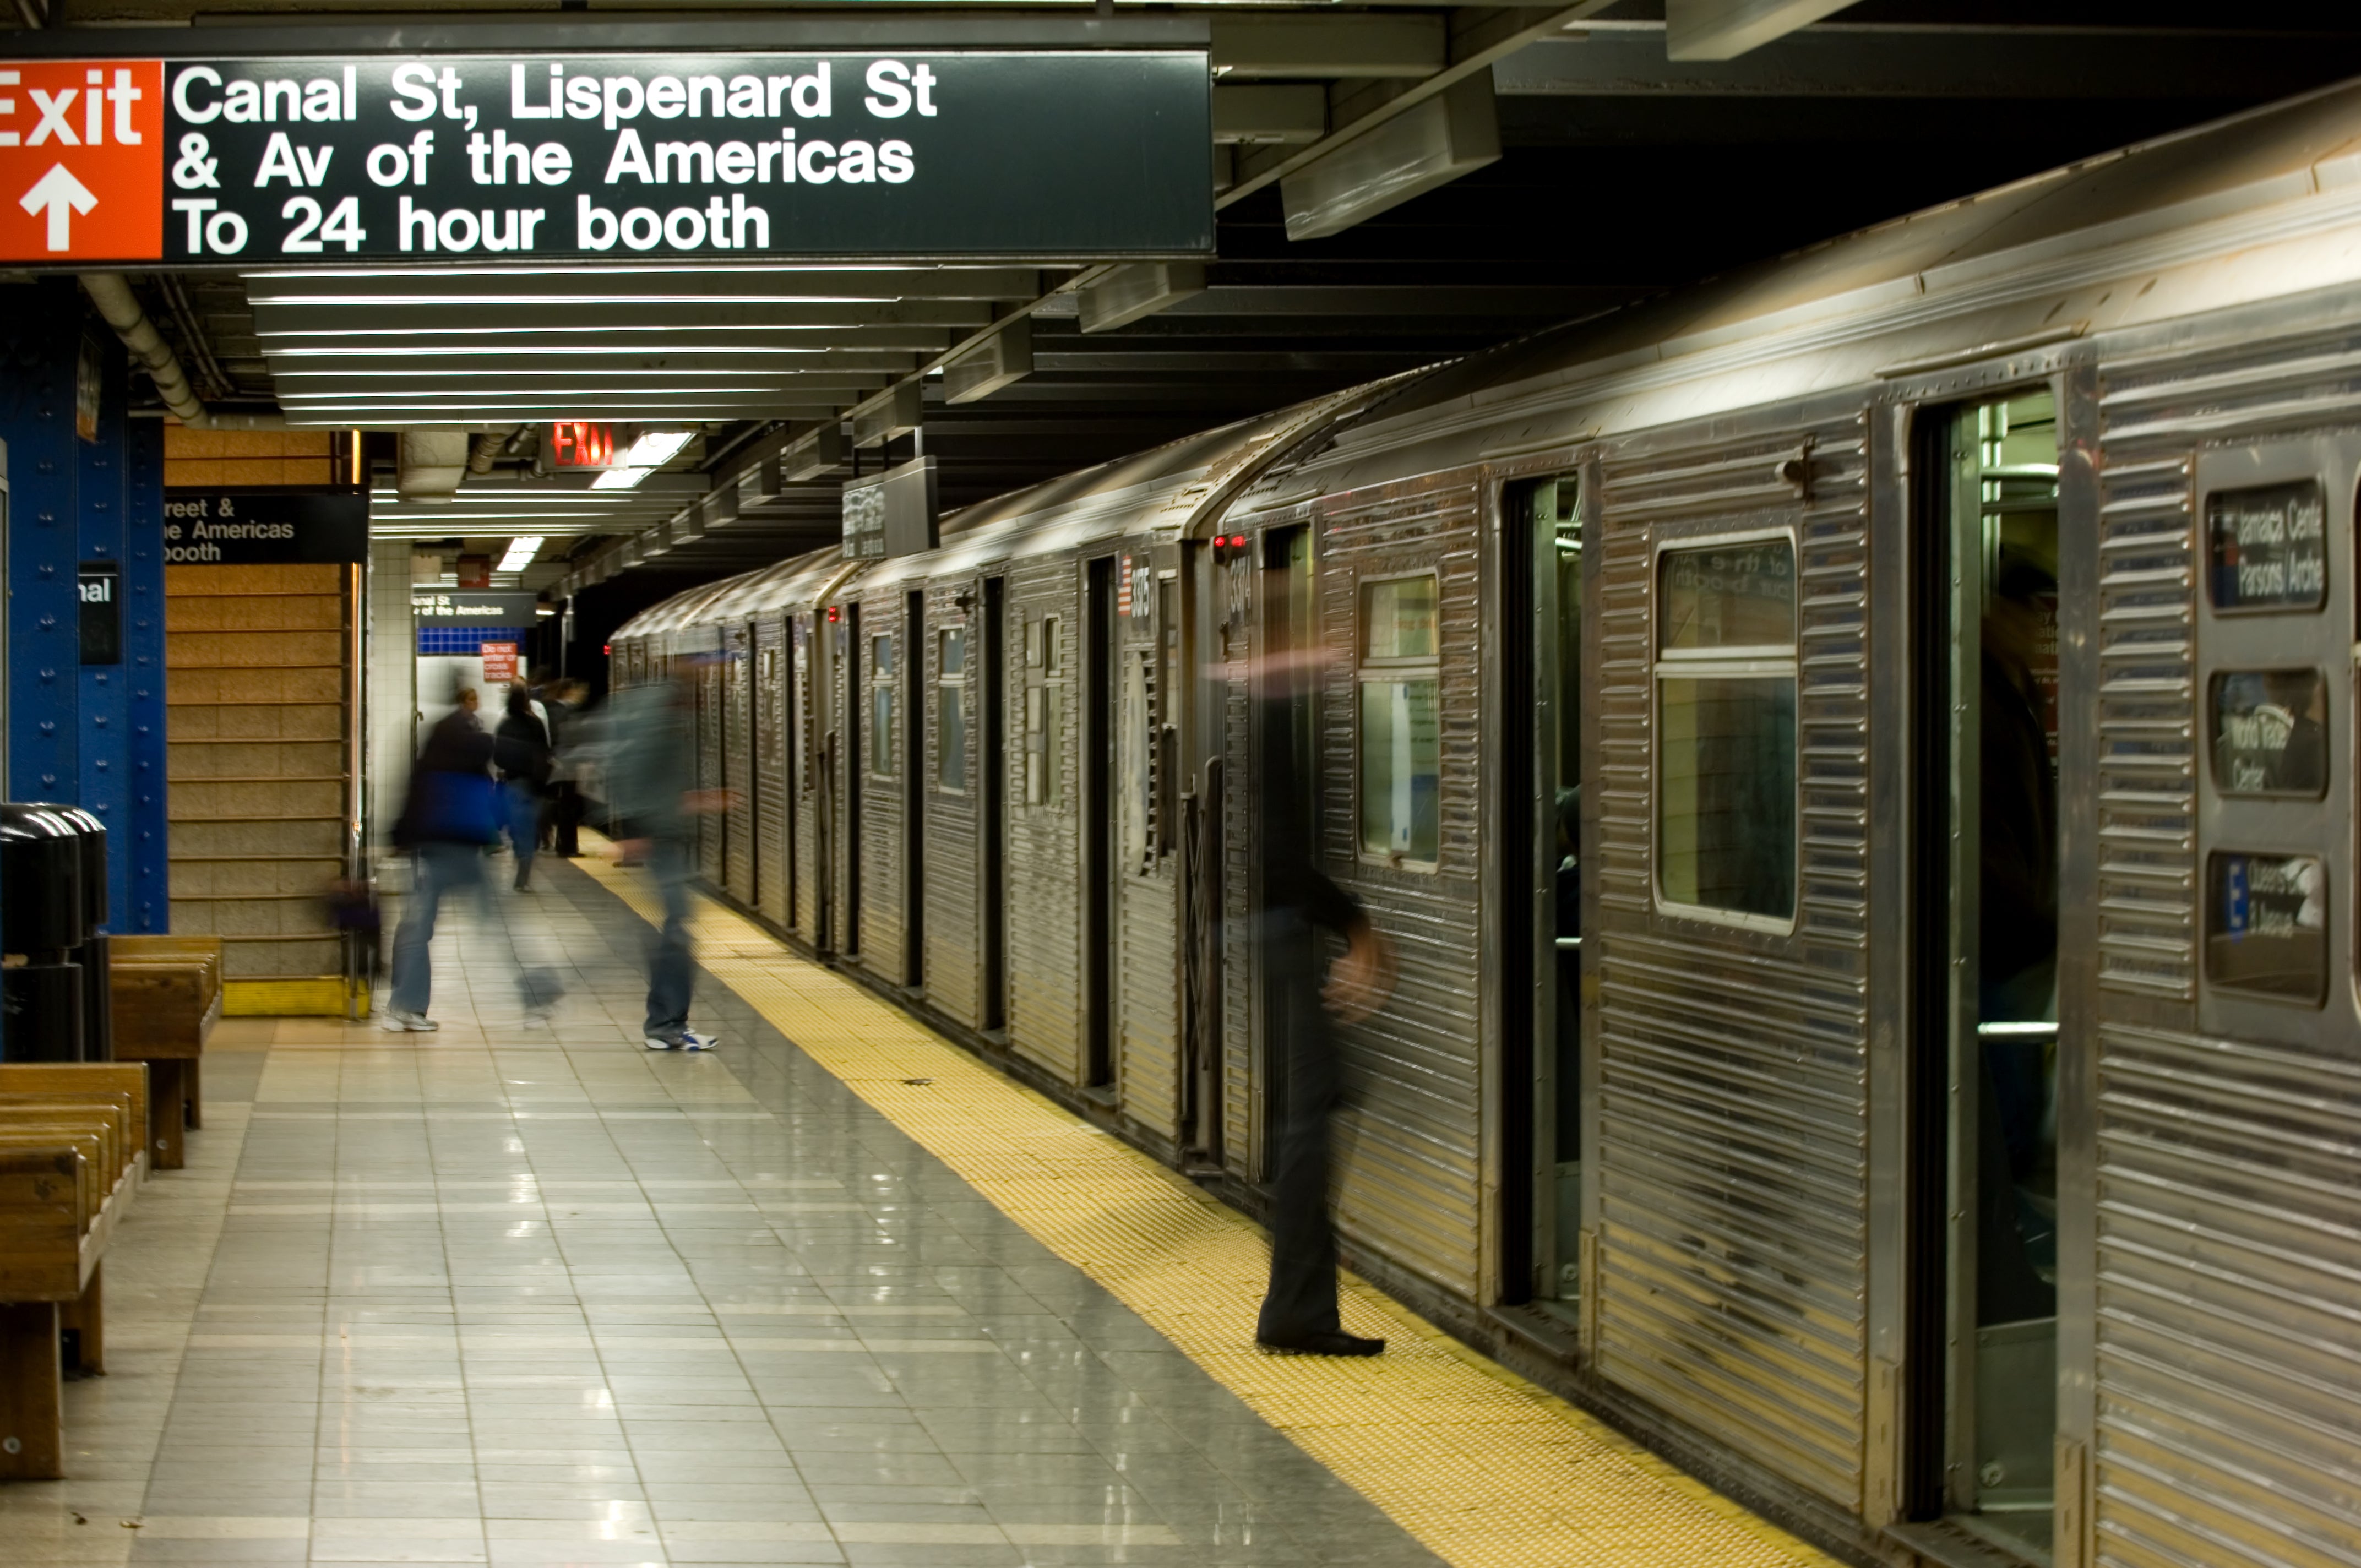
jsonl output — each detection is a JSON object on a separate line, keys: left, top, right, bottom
{"left": 1252, "top": 649, "right": 1396, "bottom": 1357}
{"left": 493, "top": 687, "right": 554, "bottom": 891}
{"left": 384, "top": 685, "right": 562, "bottom": 1031}
{"left": 603, "top": 666, "right": 720, "bottom": 1052}
{"left": 545, "top": 679, "right": 590, "bottom": 858}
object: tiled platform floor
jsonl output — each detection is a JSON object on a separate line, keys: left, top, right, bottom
{"left": 10, "top": 862, "right": 1452, "bottom": 1568}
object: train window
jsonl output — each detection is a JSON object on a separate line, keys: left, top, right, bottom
{"left": 1357, "top": 574, "right": 1441, "bottom": 865}
{"left": 2207, "top": 478, "right": 2327, "bottom": 613}
{"left": 869, "top": 633, "right": 894, "bottom": 777}
{"left": 2205, "top": 851, "right": 2329, "bottom": 1004}
{"left": 2208, "top": 669, "right": 2330, "bottom": 797}
{"left": 1654, "top": 537, "right": 1798, "bottom": 924}
{"left": 938, "top": 627, "right": 967, "bottom": 792}
{"left": 1025, "top": 616, "right": 1064, "bottom": 808}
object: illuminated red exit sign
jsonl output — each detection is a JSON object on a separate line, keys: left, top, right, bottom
{"left": 548, "top": 422, "right": 619, "bottom": 470}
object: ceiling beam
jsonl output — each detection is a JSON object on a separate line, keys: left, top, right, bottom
{"left": 1209, "top": 14, "right": 1445, "bottom": 79}
{"left": 1221, "top": 2, "right": 1620, "bottom": 211}
{"left": 1664, "top": 0, "right": 1859, "bottom": 62}
{"left": 1214, "top": 85, "right": 1329, "bottom": 146}
{"left": 1496, "top": 25, "right": 2361, "bottom": 97}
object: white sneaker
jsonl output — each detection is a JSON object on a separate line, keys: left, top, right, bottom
{"left": 380, "top": 1009, "right": 438, "bottom": 1032}
{"left": 644, "top": 1030, "right": 717, "bottom": 1052}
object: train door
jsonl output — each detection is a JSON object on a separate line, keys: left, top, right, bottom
{"left": 1255, "top": 524, "right": 1318, "bottom": 1175}
{"left": 814, "top": 609, "right": 837, "bottom": 954}
{"left": 844, "top": 601, "right": 864, "bottom": 958}
{"left": 1909, "top": 390, "right": 2063, "bottom": 1555}
{"left": 1500, "top": 475, "right": 1586, "bottom": 1317}
{"left": 1084, "top": 556, "right": 1117, "bottom": 1088}
{"left": 981, "top": 576, "right": 1008, "bottom": 1033}
{"left": 903, "top": 591, "right": 927, "bottom": 989}
{"left": 698, "top": 652, "right": 726, "bottom": 884}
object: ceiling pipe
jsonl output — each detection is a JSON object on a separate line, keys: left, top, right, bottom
{"left": 466, "top": 429, "right": 510, "bottom": 475}
{"left": 80, "top": 273, "right": 208, "bottom": 428}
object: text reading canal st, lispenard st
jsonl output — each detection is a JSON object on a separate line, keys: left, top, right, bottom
{"left": 154, "top": 52, "right": 1211, "bottom": 263}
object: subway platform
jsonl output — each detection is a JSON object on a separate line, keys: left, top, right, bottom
{"left": 7, "top": 846, "right": 1834, "bottom": 1568}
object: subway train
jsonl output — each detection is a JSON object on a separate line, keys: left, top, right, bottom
{"left": 608, "top": 81, "right": 2361, "bottom": 1568}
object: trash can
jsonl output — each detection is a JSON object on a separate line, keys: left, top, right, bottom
{"left": 1, "top": 804, "right": 90, "bottom": 1063}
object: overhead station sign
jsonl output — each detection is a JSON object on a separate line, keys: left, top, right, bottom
{"left": 0, "top": 50, "right": 1211, "bottom": 264}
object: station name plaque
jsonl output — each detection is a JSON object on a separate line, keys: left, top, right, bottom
{"left": 842, "top": 455, "right": 938, "bottom": 561}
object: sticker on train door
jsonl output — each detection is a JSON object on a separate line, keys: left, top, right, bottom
{"left": 2221, "top": 854, "right": 2250, "bottom": 938}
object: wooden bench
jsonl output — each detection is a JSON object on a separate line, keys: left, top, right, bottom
{"left": 0, "top": 1062, "right": 146, "bottom": 1481}
{"left": 108, "top": 935, "right": 222, "bottom": 1171}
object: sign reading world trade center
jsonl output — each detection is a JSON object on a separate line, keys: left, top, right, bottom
{"left": 0, "top": 51, "right": 1212, "bottom": 264}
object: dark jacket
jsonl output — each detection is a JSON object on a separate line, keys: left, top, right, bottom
{"left": 394, "top": 709, "right": 496, "bottom": 850}
{"left": 494, "top": 710, "right": 553, "bottom": 789}
{"left": 1256, "top": 693, "right": 1363, "bottom": 939}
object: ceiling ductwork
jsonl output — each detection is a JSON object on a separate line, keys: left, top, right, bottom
{"left": 80, "top": 273, "right": 207, "bottom": 427}
{"left": 397, "top": 430, "right": 472, "bottom": 505}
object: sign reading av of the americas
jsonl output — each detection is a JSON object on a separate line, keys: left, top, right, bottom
{"left": 0, "top": 52, "right": 1211, "bottom": 264}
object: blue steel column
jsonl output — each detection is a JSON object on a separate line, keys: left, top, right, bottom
{"left": 0, "top": 281, "right": 85, "bottom": 805}
{"left": 123, "top": 413, "right": 168, "bottom": 932}
{"left": 78, "top": 335, "right": 129, "bottom": 923}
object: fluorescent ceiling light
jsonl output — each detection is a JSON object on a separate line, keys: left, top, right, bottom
{"left": 592, "top": 467, "right": 656, "bottom": 491}
{"left": 497, "top": 536, "right": 545, "bottom": 573}
{"left": 621, "top": 429, "right": 696, "bottom": 467}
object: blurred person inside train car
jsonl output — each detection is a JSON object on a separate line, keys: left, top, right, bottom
{"left": 494, "top": 686, "right": 555, "bottom": 892}
{"left": 1978, "top": 553, "right": 2060, "bottom": 1319}
{"left": 1252, "top": 641, "right": 1398, "bottom": 1356}
{"left": 603, "top": 661, "right": 724, "bottom": 1052}
{"left": 542, "top": 679, "right": 592, "bottom": 858}
{"left": 385, "top": 683, "right": 564, "bottom": 1031}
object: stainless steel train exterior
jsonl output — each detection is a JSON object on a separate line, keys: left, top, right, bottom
{"left": 609, "top": 81, "right": 2361, "bottom": 1568}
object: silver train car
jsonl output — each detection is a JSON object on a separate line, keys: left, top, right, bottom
{"left": 611, "top": 81, "right": 2361, "bottom": 1568}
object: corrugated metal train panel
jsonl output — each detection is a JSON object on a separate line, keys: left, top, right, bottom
{"left": 1313, "top": 477, "right": 1487, "bottom": 1302}
{"left": 2087, "top": 325, "right": 2361, "bottom": 1568}
{"left": 1590, "top": 419, "right": 1871, "bottom": 1511}
{"left": 1006, "top": 557, "right": 1083, "bottom": 1082}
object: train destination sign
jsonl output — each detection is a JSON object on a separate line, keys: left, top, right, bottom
{"left": 0, "top": 51, "right": 1212, "bottom": 265}
{"left": 2206, "top": 478, "right": 2328, "bottom": 612}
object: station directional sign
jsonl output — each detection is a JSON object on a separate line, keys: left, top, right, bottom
{"left": 0, "top": 50, "right": 1211, "bottom": 265}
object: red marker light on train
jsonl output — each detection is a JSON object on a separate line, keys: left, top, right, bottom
{"left": 602, "top": 644, "right": 611, "bottom": 656}
{"left": 827, "top": 606, "right": 840, "bottom": 623}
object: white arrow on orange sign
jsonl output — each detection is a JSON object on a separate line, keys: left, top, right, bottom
{"left": 19, "top": 162, "right": 97, "bottom": 252}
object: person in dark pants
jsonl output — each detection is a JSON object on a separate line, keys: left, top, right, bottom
{"left": 1253, "top": 653, "right": 1397, "bottom": 1357}
{"left": 493, "top": 687, "right": 553, "bottom": 891}
{"left": 545, "top": 679, "right": 589, "bottom": 858}
{"left": 386, "top": 687, "right": 562, "bottom": 1031}
{"left": 603, "top": 666, "right": 721, "bottom": 1052}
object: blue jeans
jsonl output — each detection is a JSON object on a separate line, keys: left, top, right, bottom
{"left": 644, "top": 837, "right": 694, "bottom": 1038}
{"left": 389, "top": 842, "right": 558, "bottom": 1017}
{"left": 505, "top": 781, "right": 541, "bottom": 885}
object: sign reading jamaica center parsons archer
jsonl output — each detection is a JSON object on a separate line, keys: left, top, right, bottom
{"left": 0, "top": 52, "right": 1212, "bottom": 264}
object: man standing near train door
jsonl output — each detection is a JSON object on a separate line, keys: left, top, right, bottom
{"left": 1253, "top": 647, "right": 1397, "bottom": 1356}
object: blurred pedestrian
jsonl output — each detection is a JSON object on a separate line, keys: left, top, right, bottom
{"left": 604, "top": 665, "right": 721, "bottom": 1052}
{"left": 1252, "top": 647, "right": 1396, "bottom": 1356}
{"left": 385, "top": 684, "right": 562, "bottom": 1031}
{"left": 494, "top": 686, "right": 553, "bottom": 891}
{"left": 545, "top": 679, "right": 589, "bottom": 858}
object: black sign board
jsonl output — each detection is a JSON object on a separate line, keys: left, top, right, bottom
{"left": 411, "top": 589, "right": 542, "bottom": 625}
{"left": 2207, "top": 478, "right": 2328, "bottom": 612}
{"left": 79, "top": 562, "right": 121, "bottom": 665}
{"left": 126, "top": 51, "right": 1212, "bottom": 265}
{"left": 162, "top": 489, "right": 369, "bottom": 564}
{"left": 842, "top": 455, "right": 938, "bottom": 560}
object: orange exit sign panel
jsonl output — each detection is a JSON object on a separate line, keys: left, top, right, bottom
{"left": 0, "top": 61, "right": 164, "bottom": 263}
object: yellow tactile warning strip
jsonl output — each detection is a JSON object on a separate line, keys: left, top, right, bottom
{"left": 572, "top": 840, "right": 1841, "bottom": 1568}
